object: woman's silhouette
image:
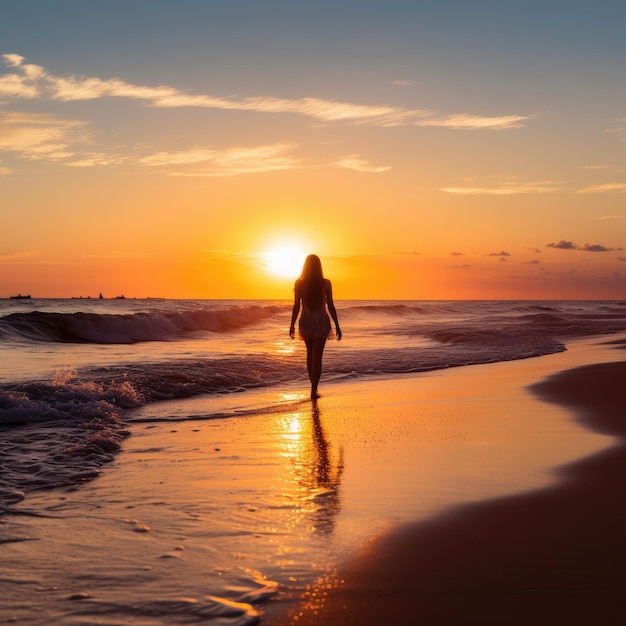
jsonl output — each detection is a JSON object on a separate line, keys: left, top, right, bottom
{"left": 289, "top": 255, "right": 341, "bottom": 399}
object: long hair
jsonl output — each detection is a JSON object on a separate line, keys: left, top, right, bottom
{"left": 299, "top": 254, "right": 325, "bottom": 309}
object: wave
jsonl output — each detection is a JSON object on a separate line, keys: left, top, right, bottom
{"left": 2, "top": 299, "right": 625, "bottom": 508}
{"left": 5, "top": 300, "right": 626, "bottom": 427}
{"left": 0, "top": 372, "right": 138, "bottom": 507}
{"left": 0, "top": 326, "right": 569, "bottom": 508}
{"left": 0, "top": 304, "right": 285, "bottom": 344}
{"left": 0, "top": 356, "right": 297, "bottom": 505}
{"left": 345, "top": 302, "right": 424, "bottom": 314}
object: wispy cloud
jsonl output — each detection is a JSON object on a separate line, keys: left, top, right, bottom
{"left": 64, "top": 153, "right": 130, "bottom": 168}
{"left": 0, "top": 165, "right": 13, "bottom": 175}
{"left": 139, "top": 143, "right": 300, "bottom": 177}
{"left": 1, "top": 53, "right": 536, "bottom": 131}
{"left": 0, "top": 110, "right": 89, "bottom": 160}
{"left": 594, "top": 215, "right": 625, "bottom": 221}
{"left": 442, "top": 186, "right": 523, "bottom": 195}
{"left": 443, "top": 176, "right": 626, "bottom": 195}
{"left": 441, "top": 179, "right": 564, "bottom": 194}
{"left": 606, "top": 117, "right": 626, "bottom": 141}
{"left": 488, "top": 250, "right": 511, "bottom": 258}
{"left": 546, "top": 240, "right": 623, "bottom": 252}
{"left": 0, "top": 105, "right": 299, "bottom": 175}
{"left": 0, "top": 53, "right": 41, "bottom": 98}
{"left": 333, "top": 155, "right": 391, "bottom": 173}
{"left": 0, "top": 250, "right": 40, "bottom": 262}
{"left": 417, "top": 113, "right": 535, "bottom": 130}
{"left": 576, "top": 183, "right": 626, "bottom": 194}
{"left": 198, "top": 248, "right": 271, "bottom": 271}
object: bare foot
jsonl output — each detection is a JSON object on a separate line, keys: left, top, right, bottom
{"left": 311, "top": 390, "right": 321, "bottom": 400}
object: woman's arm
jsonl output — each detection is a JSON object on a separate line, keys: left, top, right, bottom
{"left": 325, "top": 279, "right": 342, "bottom": 340}
{"left": 289, "top": 280, "right": 301, "bottom": 338}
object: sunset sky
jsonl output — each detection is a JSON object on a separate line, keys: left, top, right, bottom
{"left": 1, "top": 1, "right": 625, "bottom": 299}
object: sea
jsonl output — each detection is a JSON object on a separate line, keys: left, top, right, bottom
{"left": 1, "top": 298, "right": 626, "bottom": 624}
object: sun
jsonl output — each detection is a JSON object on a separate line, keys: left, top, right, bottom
{"left": 262, "top": 245, "right": 307, "bottom": 279}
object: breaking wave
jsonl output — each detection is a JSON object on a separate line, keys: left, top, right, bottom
{"left": 0, "top": 304, "right": 285, "bottom": 344}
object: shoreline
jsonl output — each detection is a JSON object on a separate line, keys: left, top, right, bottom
{"left": 277, "top": 351, "right": 626, "bottom": 625}
{"left": 2, "top": 337, "right": 624, "bottom": 625}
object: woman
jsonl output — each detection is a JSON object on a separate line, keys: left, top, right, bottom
{"left": 289, "top": 254, "right": 342, "bottom": 399}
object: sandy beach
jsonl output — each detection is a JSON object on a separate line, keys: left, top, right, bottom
{"left": 282, "top": 340, "right": 626, "bottom": 625}
{"left": 2, "top": 335, "right": 625, "bottom": 625}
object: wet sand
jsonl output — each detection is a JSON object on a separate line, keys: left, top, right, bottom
{"left": 281, "top": 352, "right": 626, "bottom": 625}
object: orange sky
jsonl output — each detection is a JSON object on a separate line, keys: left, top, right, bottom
{"left": 1, "top": 2, "right": 625, "bottom": 300}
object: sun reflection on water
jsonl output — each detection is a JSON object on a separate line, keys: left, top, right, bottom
{"left": 271, "top": 401, "right": 346, "bottom": 625}
{"left": 274, "top": 402, "right": 344, "bottom": 539}
{"left": 274, "top": 336, "right": 298, "bottom": 355}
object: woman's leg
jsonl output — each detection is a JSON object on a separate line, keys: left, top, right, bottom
{"left": 305, "top": 339, "right": 314, "bottom": 382}
{"left": 305, "top": 337, "right": 326, "bottom": 399}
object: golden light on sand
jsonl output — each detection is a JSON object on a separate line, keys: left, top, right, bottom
{"left": 262, "top": 245, "right": 307, "bottom": 279}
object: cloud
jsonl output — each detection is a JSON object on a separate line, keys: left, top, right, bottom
{"left": 333, "top": 155, "right": 391, "bottom": 173}
{"left": 577, "top": 183, "right": 626, "bottom": 194}
{"left": 441, "top": 187, "right": 519, "bottom": 195}
{"left": 0, "top": 250, "right": 40, "bottom": 262}
{"left": 547, "top": 240, "right": 577, "bottom": 250}
{"left": 0, "top": 165, "right": 13, "bottom": 175}
{"left": 0, "top": 54, "right": 425, "bottom": 124}
{"left": 0, "top": 106, "right": 299, "bottom": 175}
{"left": 606, "top": 118, "right": 626, "bottom": 141}
{"left": 450, "top": 251, "right": 464, "bottom": 256}
{"left": 64, "top": 153, "right": 130, "bottom": 168}
{"left": 417, "top": 113, "right": 536, "bottom": 130}
{"left": 488, "top": 251, "right": 511, "bottom": 257}
{"left": 618, "top": 256, "right": 626, "bottom": 262}
{"left": 139, "top": 142, "right": 300, "bottom": 176}
{"left": 441, "top": 180, "right": 564, "bottom": 194}
{"left": 3, "top": 54, "right": 24, "bottom": 68}
{"left": 0, "top": 54, "right": 41, "bottom": 98}
{"left": 393, "top": 80, "right": 415, "bottom": 86}
{"left": 524, "top": 259, "right": 541, "bottom": 265}
{"left": 546, "top": 240, "right": 622, "bottom": 252}
{"left": 581, "top": 244, "right": 623, "bottom": 252}
{"left": 1, "top": 53, "right": 536, "bottom": 130}
{"left": 0, "top": 110, "right": 89, "bottom": 160}
{"left": 0, "top": 71, "right": 39, "bottom": 98}
{"left": 594, "top": 215, "right": 625, "bottom": 221}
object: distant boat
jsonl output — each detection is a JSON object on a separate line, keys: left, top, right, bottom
{"left": 10, "top": 294, "right": 31, "bottom": 299}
